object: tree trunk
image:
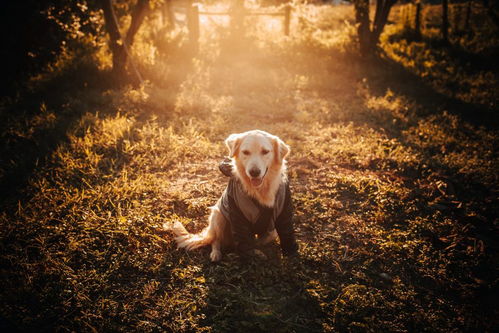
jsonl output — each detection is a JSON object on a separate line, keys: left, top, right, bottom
{"left": 101, "top": 0, "right": 126, "bottom": 77}
{"left": 100, "top": 0, "right": 149, "bottom": 80}
{"left": 354, "top": 0, "right": 372, "bottom": 55}
{"left": 442, "top": 0, "right": 449, "bottom": 42}
{"left": 125, "top": 0, "right": 149, "bottom": 47}
{"left": 353, "top": 0, "right": 397, "bottom": 56}
{"left": 415, "top": 1, "right": 422, "bottom": 39}
{"left": 464, "top": 0, "right": 472, "bottom": 33}
{"left": 372, "top": 0, "right": 397, "bottom": 42}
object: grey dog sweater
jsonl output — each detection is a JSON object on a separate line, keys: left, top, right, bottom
{"left": 216, "top": 160, "right": 298, "bottom": 256}
{"left": 217, "top": 179, "right": 287, "bottom": 232}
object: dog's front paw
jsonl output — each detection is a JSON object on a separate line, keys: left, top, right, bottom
{"left": 210, "top": 250, "right": 222, "bottom": 262}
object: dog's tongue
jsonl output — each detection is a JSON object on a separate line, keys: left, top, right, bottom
{"left": 251, "top": 178, "right": 263, "bottom": 187}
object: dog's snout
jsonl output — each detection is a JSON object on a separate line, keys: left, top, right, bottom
{"left": 249, "top": 168, "right": 261, "bottom": 178}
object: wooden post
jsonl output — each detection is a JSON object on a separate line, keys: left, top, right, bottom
{"left": 442, "top": 0, "right": 449, "bottom": 42}
{"left": 464, "top": 0, "right": 472, "bottom": 34}
{"left": 414, "top": 1, "right": 422, "bottom": 39}
{"left": 230, "top": 1, "right": 245, "bottom": 37}
{"left": 284, "top": 5, "right": 291, "bottom": 36}
{"left": 163, "top": 0, "right": 175, "bottom": 30}
{"left": 187, "top": 3, "right": 199, "bottom": 52}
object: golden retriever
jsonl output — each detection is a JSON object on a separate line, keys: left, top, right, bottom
{"left": 168, "top": 130, "right": 297, "bottom": 262}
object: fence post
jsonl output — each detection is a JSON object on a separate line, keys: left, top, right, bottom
{"left": 464, "top": 0, "right": 472, "bottom": 34}
{"left": 414, "top": 1, "right": 422, "bottom": 39}
{"left": 187, "top": 3, "right": 199, "bottom": 52}
{"left": 284, "top": 5, "right": 291, "bottom": 36}
{"left": 442, "top": 0, "right": 449, "bottom": 42}
{"left": 163, "top": 0, "right": 175, "bottom": 30}
{"left": 231, "top": 1, "right": 245, "bottom": 37}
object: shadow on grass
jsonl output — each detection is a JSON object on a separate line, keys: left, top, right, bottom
{"left": 198, "top": 252, "right": 324, "bottom": 333}
{"left": 0, "top": 61, "right": 111, "bottom": 208}
{"left": 361, "top": 50, "right": 498, "bottom": 132}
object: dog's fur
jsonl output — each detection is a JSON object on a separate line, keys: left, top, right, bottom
{"left": 168, "top": 130, "right": 290, "bottom": 262}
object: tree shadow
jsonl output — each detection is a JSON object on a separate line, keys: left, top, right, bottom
{"left": 360, "top": 51, "right": 498, "bottom": 131}
{"left": 198, "top": 249, "right": 324, "bottom": 332}
{"left": 0, "top": 46, "right": 196, "bottom": 210}
{"left": 0, "top": 62, "right": 112, "bottom": 208}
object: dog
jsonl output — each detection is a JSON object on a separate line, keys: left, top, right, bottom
{"left": 168, "top": 130, "right": 298, "bottom": 262}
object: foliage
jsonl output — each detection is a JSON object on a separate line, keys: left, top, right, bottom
{"left": 0, "top": 2, "right": 498, "bottom": 332}
{"left": 0, "top": 0, "right": 103, "bottom": 96}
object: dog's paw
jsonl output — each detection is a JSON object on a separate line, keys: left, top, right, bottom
{"left": 210, "top": 250, "right": 222, "bottom": 262}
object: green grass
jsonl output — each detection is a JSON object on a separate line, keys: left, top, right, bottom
{"left": 1, "top": 3, "right": 498, "bottom": 332}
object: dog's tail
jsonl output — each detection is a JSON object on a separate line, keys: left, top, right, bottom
{"left": 167, "top": 221, "right": 214, "bottom": 250}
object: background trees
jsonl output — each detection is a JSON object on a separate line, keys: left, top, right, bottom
{"left": 100, "top": 0, "right": 150, "bottom": 81}
{"left": 353, "top": 0, "right": 398, "bottom": 55}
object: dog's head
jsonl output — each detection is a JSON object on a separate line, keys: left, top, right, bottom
{"left": 225, "top": 130, "right": 290, "bottom": 188}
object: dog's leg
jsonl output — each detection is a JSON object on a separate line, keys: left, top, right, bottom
{"left": 208, "top": 207, "right": 225, "bottom": 262}
{"left": 210, "top": 240, "right": 222, "bottom": 262}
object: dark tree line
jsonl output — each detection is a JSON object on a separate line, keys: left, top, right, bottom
{"left": 353, "top": 0, "right": 499, "bottom": 54}
{"left": 1, "top": 0, "right": 498, "bottom": 92}
{"left": 0, "top": 1, "right": 100, "bottom": 95}
{"left": 353, "top": 0, "right": 398, "bottom": 55}
{"left": 0, "top": 0, "right": 153, "bottom": 95}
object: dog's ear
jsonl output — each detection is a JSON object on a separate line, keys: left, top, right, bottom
{"left": 225, "top": 133, "right": 242, "bottom": 157}
{"left": 273, "top": 136, "right": 290, "bottom": 163}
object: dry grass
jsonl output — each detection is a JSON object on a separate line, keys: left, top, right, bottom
{"left": 0, "top": 2, "right": 498, "bottom": 332}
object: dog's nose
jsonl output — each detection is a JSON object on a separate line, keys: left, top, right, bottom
{"left": 249, "top": 168, "right": 261, "bottom": 178}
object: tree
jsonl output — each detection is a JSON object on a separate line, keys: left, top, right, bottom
{"left": 442, "top": 0, "right": 449, "bottom": 42}
{"left": 100, "top": 0, "right": 149, "bottom": 80}
{"left": 464, "top": 0, "right": 473, "bottom": 34}
{"left": 481, "top": 0, "right": 499, "bottom": 28}
{"left": 353, "top": 0, "right": 398, "bottom": 56}
{"left": 0, "top": 0, "right": 100, "bottom": 95}
{"left": 414, "top": 0, "right": 422, "bottom": 40}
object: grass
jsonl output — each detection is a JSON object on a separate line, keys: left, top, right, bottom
{"left": 1, "top": 2, "right": 498, "bottom": 332}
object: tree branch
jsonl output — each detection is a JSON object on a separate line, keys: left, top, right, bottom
{"left": 125, "top": 0, "right": 150, "bottom": 47}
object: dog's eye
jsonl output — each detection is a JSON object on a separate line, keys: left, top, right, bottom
{"left": 242, "top": 150, "right": 250, "bottom": 156}
{"left": 262, "top": 149, "right": 270, "bottom": 155}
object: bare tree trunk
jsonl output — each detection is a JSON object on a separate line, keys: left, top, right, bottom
{"left": 442, "top": 0, "right": 449, "bottom": 42}
{"left": 354, "top": 0, "right": 372, "bottom": 56}
{"left": 464, "top": 0, "right": 472, "bottom": 33}
{"left": 101, "top": 0, "right": 126, "bottom": 77}
{"left": 415, "top": 1, "right": 422, "bottom": 39}
{"left": 125, "top": 0, "right": 149, "bottom": 47}
{"left": 354, "top": 0, "right": 397, "bottom": 56}
{"left": 372, "top": 0, "right": 397, "bottom": 42}
{"left": 100, "top": 0, "right": 149, "bottom": 80}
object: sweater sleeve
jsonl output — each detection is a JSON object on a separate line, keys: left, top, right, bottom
{"left": 227, "top": 189, "right": 256, "bottom": 256}
{"left": 274, "top": 182, "right": 298, "bottom": 256}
